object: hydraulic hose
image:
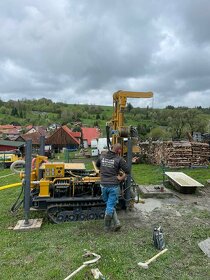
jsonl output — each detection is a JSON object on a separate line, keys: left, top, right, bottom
{"left": 10, "top": 180, "right": 24, "bottom": 213}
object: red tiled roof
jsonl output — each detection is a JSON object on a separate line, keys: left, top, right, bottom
{"left": 26, "top": 125, "right": 33, "bottom": 130}
{"left": 0, "top": 125, "right": 22, "bottom": 130}
{"left": 0, "top": 125, "right": 15, "bottom": 129}
{"left": 71, "top": 131, "right": 81, "bottom": 138}
{"left": 26, "top": 126, "right": 47, "bottom": 135}
{"left": 18, "top": 132, "right": 44, "bottom": 145}
{"left": 1, "top": 128, "right": 20, "bottom": 135}
{"left": 82, "top": 127, "right": 100, "bottom": 145}
{"left": 62, "top": 126, "right": 80, "bottom": 145}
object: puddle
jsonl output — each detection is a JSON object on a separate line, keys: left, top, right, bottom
{"left": 135, "top": 198, "right": 164, "bottom": 213}
{"left": 134, "top": 197, "right": 180, "bottom": 214}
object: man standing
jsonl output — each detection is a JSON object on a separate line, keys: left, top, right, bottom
{"left": 96, "top": 143, "right": 130, "bottom": 232}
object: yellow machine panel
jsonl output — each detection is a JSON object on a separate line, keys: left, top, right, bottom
{"left": 44, "top": 163, "right": 65, "bottom": 178}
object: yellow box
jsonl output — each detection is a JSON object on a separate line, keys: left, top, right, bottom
{"left": 39, "top": 179, "right": 50, "bottom": 197}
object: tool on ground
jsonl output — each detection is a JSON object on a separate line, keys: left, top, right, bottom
{"left": 91, "top": 268, "right": 106, "bottom": 279}
{"left": 153, "top": 226, "right": 165, "bottom": 250}
{"left": 138, "top": 248, "right": 168, "bottom": 269}
{"left": 63, "top": 251, "right": 101, "bottom": 280}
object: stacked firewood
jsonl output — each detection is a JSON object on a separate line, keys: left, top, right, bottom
{"left": 139, "top": 141, "right": 209, "bottom": 168}
{"left": 191, "top": 142, "right": 209, "bottom": 166}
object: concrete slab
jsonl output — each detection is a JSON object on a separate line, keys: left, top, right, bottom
{"left": 138, "top": 185, "right": 174, "bottom": 198}
{"left": 198, "top": 238, "right": 210, "bottom": 257}
{"left": 165, "top": 172, "right": 204, "bottom": 187}
{"left": 13, "top": 218, "right": 43, "bottom": 231}
{"left": 165, "top": 172, "right": 204, "bottom": 194}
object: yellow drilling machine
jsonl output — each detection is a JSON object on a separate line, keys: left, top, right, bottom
{"left": 106, "top": 90, "right": 153, "bottom": 159}
{"left": 0, "top": 91, "right": 153, "bottom": 224}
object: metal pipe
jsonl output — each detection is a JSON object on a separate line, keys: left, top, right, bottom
{"left": 39, "top": 136, "right": 45, "bottom": 180}
{"left": 125, "top": 138, "right": 132, "bottom": 207}
{"left": 24, "top": 140, "right": 32, "bottom": 225}
{"left": 39, "top": 135, "right": 45, "bottom": 156}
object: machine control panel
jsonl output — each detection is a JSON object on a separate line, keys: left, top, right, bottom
{"left": 44, "top": 163, "right": 65, "bottom": 178}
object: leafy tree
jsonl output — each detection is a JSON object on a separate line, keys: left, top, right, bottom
{"left": 94, "top": 121, "right": 99, "bottom": 127}
{"left": 127, "top": 102, "right": 133, "bottom": 112}
{"left": 11, "top": 107, "right": 18, "bottom": 116}
{"left": 149, "top": 127, "right": 171, "bottom": 141}
{"left": 0, "top": 98, "right": 4, "bottom": 107}
{"left": 184, "top": 109, "right": 207, "bottom": 134}
{"left": 96, "top": 114, "right": 100, "bottom": 120}
{"left": 168, "top": 110, "right": 186, "bottom": 140}
{"left": 137, "top": 124, "right": 151, "bottom": 140}
{"left": 0, "top": 106, "right": 9, "bottom": 114}
{"left": 165, "top": 105, "right": 175, "bottom": 109}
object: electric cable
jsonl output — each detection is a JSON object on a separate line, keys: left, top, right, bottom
{"left": 10, "top": 180, "right": 24, "bottom": 213}
{"left": 0, "top": 172, "right": 16, "bottom": 179}
{"left": 120, "top": 175, "right": 140, "bottom": 203}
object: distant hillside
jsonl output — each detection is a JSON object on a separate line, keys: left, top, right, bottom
{"left": 0, "top": 98, "right": 210, "bottom": 140}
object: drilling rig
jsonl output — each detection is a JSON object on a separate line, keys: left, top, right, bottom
{"left": 0, "top": 90, "right": 153, "bottom": 224}
{"left": 106, "top": 90, "right": 153, "bottom": 158}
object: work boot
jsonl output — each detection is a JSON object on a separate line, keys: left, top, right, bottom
{"left": 112, "top": 209, "right": 121, "bottom": 231}
{"left": 104, "top": 214, "right": 112, "bottom": 232}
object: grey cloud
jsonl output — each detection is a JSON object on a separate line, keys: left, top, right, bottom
{"left": 0, "top": 0, "right": 210, "bottom": 108}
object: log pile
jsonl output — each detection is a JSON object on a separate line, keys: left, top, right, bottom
{"left": 140, "top": 141, "right": 209, "bottom": 168}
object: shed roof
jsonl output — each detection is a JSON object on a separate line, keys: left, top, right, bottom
{"left": 0, "top": 140, "right": 25, "bottom": 147}
{"left": 46, "top": 125, "right": 80, "bottom": 145}
{"left": 17, "top": 132, "right": 44, "bottom": 145}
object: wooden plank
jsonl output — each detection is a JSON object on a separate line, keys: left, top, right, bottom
{"left": 40, "top": 162, "right": 86, "bottom": 170}
{"left": 64, "top": 163, "right": 86, "bottom": 170}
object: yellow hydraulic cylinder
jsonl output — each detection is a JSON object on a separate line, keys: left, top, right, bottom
{"left": 39, "top": 179, "right": 50, "bottom": 197}
{"left": 0, "top": 182, "right": 22, "bottom": 191}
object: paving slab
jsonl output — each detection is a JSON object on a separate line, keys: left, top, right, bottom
{"left": 198, "top": 238, "right": 210, "bottom": 257}
{"left": 13, "top": 218, "right": 43, "bottom": 231}
{"left": 165, "top": 172, "right": 204, "bottom": 194}
{"left": 138, "top": 185, "right": 174, "bottom": 198}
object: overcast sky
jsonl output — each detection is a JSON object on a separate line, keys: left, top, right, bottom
{"left": 1, "top": 0, "right": 210, "bottom": 108}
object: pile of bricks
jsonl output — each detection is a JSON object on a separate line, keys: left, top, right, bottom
{"left": 139, "top": 141, "right": 209, "bottom": 168}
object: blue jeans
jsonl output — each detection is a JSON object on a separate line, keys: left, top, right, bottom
{"left": 101, "top": 185, "right": 120, "bottom": 216}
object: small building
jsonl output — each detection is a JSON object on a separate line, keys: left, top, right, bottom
{"left": 0, "top": 125, "right": 22, "bottom": 140}
{"left": 46, "top": 125, "right": 80, "bottom": 152}
{"left": 47, "top": 123, "right": 61, "bottom": 131}
{"left": 81, "top": 127, "right": 100, "bottom": 148}
{"left": 0, "top": 140, "right": 25, "bottom": 153}
{"left": 25, "top": 125, "right": 47, "bottom": 135}
{"left": 15, "top": 132, "right": 45, "bottom": 153}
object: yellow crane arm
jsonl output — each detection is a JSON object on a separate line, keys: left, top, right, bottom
{"left": 112, "top": 90, "right": 153, "bottom": 134}
{"left": 113, "top": 90, "right": 153, "bottom": 102}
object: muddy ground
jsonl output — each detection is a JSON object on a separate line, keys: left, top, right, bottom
{"left": 119, "top": 184, "right": 210, "bottom": 247}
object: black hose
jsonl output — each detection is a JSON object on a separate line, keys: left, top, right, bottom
{"left": 10, "top": 184, "right": 24, "bottom": 213}
{"left": 106, "top": 125, "right": 111, "bottom": 151}
{"left": 121, "top": 175, "right": 139, "bottom": 202}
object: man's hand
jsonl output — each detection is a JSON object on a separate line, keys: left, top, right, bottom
{"left": 117, "top": 172, "right": 126, "bottom": 182}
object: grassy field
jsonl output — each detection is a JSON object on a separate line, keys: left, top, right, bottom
{"left": 0, "top": 163, "right": 210, "bottom": 280}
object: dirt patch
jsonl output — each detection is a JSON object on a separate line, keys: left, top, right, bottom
{"left": 119, "top": 186, "right": 210, "bottom": 232}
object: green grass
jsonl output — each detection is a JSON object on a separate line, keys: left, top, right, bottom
{"left": 0, "top": 164, "right": 210, "bottom": 279}
{"left": 132, "top": 164, "right": 210, "bottom": 185}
